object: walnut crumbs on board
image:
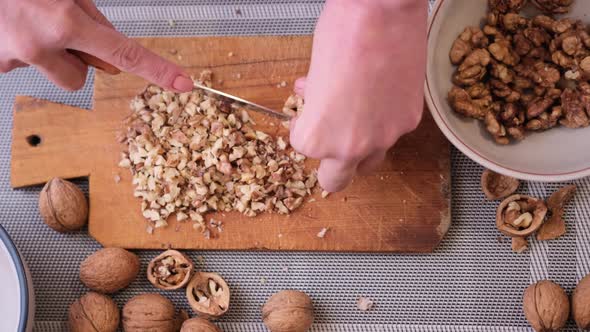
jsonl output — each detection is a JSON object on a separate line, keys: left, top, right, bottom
{"left": 118, "top": 71, "right": 319, "bottom": 234}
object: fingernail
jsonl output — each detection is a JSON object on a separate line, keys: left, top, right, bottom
{"left": 172, "top": 75, "right": 194, "bottom": 92}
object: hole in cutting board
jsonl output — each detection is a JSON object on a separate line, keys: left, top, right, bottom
{"left": 26, "top": 135, "right": 41, "bottom": 147}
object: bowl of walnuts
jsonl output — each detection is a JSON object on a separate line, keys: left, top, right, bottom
{"left": 0, "top": 225, "right": 34, "bottom": 332}
{"left": 425, "top": 0, "right": 590, "bottom": 181}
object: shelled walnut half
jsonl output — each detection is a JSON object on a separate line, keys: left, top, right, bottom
{"left": 496, "top": 194, "right": 547, "bottom": 237}
{"left": 489, "top": 0, "right": 529, "bottom": 13}
{"left": 186, "top": 272, "right": 230, "bottom": 319}
{"left": 147, "top": 250, "right": 194, "bottom": 290}
{"left": 531, "top": 0, "right": 573, "bottom": 13}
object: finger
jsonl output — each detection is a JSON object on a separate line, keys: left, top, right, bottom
{"left": 75, "top": 0, "right": 115, "bottom": 28}
{"left": 288, "top": 117, "right": 325, "bottom": 160}
{"left": 36, "top": 51, "right": 88, "bottom": 91}
{"left": 0, "top": 60, "right": 28, "bottom": 73}
{"left": 294, "top": 76, "right": 306, "bottom": 97}
{"left": 318, "top": 158, "right": 358, "bottom": 193}
{"left": 356, "top": 149, "right": 387, "bottom": 175}
{"left": 70, "top": 19, "right": 193, "bottom": 92}
{"left": 69, "top": 49, "right": 121, "bottom": 74}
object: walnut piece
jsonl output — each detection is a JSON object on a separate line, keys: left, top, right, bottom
{"left": 186, "top": 271, "right": 230, "bottom": 319}
{"left": 523, "top": 280, "right": 570, "bottom": 332}
{"left": 147, "top": 249, "right": 194, "bottom": 290}
{"left": 450, "top": 27, "right": 489, "bottom": 65}
{"left": 448, "top": 86, "right": 489, "bottom": 119}
{"left": 119, "top": 72, "right": 318, "bottom": 233}
{"left": 496, "top": 194, "right": 547, "bottom": 237}
{"left": 481, "top": 169, "right": 520, "bottom": 200}
{"left": 537, "top": 184, "right": 575, "bottom": 241}
{"left": 357, "top": 296, "right": 375, "bottom": 311}
{"left": 511, "top": 236, "right": 529, "bottom": 253}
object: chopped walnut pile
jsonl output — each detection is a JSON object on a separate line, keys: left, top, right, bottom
{"left": 448, "top": 0, "right": 590, "bottom": 144}
{"left": 119, "top": 71, "right": 318, "bottom": 232}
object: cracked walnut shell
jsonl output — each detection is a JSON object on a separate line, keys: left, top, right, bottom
{"left": 481, "top": 169, "right": 520, "bottom": 200}
{"left": 523, "top": 280, "right": 570, "bottom": 332}
{"left": 123, "top": 293, "right": 185, "bottom": 332}
{"left": 80, "top": 247, "right": 140, "bottom": 294}
{"left": 573, "top": 273, "right": 590, "bottom": 329}
{"left": 186, "top": 272, "right": 230, "bottom": 319}
{"left": 69, "top": 292, "right": 119, "bottom": 332}
{"left": 148, "top": 249, "right": 194, "bottom": 290}
{"left": 496, "top": 195, "right": 547, "bottom": 237}
{"left": 180, "top": 318, "right": 222, "bottom": 332}
{"left": 39, "top": 177, "right": 88, "bottom": 232}
{"left": 262, "top": 290, "right": 314, "bottom": 332}
{"left": 537, "top": 185, "right": 576, "bottom": 241}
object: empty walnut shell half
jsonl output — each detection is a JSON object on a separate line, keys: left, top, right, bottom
{"left": 523, "top": 280, "right": 570, "bottom": 332}
{"left": 496, "top": 195, "right": 547, "bottom": 237}
{"left": 481, "top": 169, "right": 520, "bottom": 200}
{"left": 186, "top": 272, "right": 230, "bottom": 319}
{"left": 147, "top": 249, "right": 194, "bottom": 290}
{"left": 572, "top": 273, "right": 590, "bottom": 329}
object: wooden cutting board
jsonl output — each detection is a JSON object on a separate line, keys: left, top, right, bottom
{"left": 10, "top": 36, "right": 451, "bottom": 252}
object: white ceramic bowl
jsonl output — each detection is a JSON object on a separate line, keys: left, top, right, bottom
{"left": 426, "top": 0, "right": 590, "bottom": 182}
{"left": 0, "top": 225, "right": 34, "bottom": 332}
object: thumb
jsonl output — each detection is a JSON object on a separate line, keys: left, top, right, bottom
{"left": 70, "top": 18, "right": 193, "bottom": 92}
{"left": 318, "top": 158, "right": 358, "bottom": 193}
{"left": 294, "top": 76, "right": 306, "bottom": 97}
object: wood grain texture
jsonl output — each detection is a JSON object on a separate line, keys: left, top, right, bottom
{"left": 11, "top": 36, "right": 451, "bottom": 252}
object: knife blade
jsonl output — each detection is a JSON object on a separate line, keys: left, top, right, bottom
{"left": 194, "top": 83, "right": 292, "bottom": 121}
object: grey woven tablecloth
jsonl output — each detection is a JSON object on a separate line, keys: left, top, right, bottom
{"left": 1, "top": 1, "right": 589, "bottom": 331}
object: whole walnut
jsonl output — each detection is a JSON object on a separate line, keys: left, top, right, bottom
{"left": 180, "top": 317, "right": 222, "bottom": 332}
{"left": 262, "top": 290, "right": 314, "bottom": 332}
{"left": 523, "top": 280, "right": 570, "bottom": 332}
{"left": 80, "top": 247, "right": 140, "bottom": 293}
{"left": 69, "top": 292, "right": 120, "bottom": 332}
{"left": 39, "top": 177, "right": 88, "bottom": 232}
{"left": 123, "top": 293, "right": 183, "bottom": 332}
{"left": 572, "top": 273, "right": 590, "bottom": 329}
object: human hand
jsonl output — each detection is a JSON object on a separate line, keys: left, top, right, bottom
{"left": 290, "top": 0, "right": 428, "bottom": 192}
{"left": 0, "top": 0, "right": 193, "bottom": 92}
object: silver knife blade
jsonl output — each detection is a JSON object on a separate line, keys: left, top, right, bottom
{"left": 194, "top": 83, "right": 291, "bottom": 121}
